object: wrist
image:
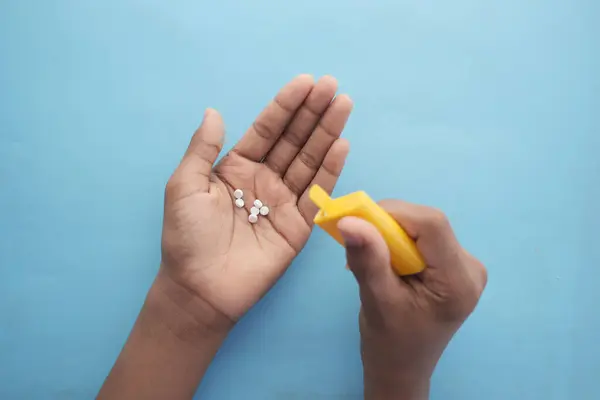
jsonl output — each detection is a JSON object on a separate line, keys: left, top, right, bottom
{"left": 363, "top": 369, "right": 430, "bottom": 400}
{"left": 149, "top": 267, "right": 234, "bottom": 345}
{"left": 360, "top": 336, "right": 432, "bottom": 400}
{"left": 98, "top": 269, "right": 233, "bottom": 399}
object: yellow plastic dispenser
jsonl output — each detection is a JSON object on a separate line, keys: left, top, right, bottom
{"left": 309, "top": 185, "right": 426, "bottom": 276}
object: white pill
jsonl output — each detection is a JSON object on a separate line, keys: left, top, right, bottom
{"left": 248, "top": 214, "right": 258, "bottom": 224}
{"left": 234, "top": 189, "right": 244, "bottom": 199}
{"left": 235, "top": 198, "right": 245, "bottom": 208}
{"left": 259, "top": 206, "right": 269, "bottom": 216}
{"left": 250, "top": 207, "right": 260, "bottom": 215}
{"left": 253, "top": 199, "right": 263, "bottom": 208}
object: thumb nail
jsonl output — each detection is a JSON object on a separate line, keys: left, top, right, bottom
{"left": 339, "top": 229, "right": 363, "bottom": 248}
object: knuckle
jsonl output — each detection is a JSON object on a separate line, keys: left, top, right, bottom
{"left": 462, "top": 272, "right": 487, "bottom": 313}
{"left": 273, "top": 96, "right": 295, "bottom": 114}
{"left": 465, "top": 251, "right": 488, "bottom": 292}
{"left": 252, "top": 120, "right": 276, "bottom": 140}
{"left": 302, "top": 104, "right": 320, "bottom": 118}
{"left": 432, "top": 266, "right": 487, "bottom": 321}
{"left": 195, "top": 139, "right": 221, "bottom": 161}
{"left": 266, "top": 155, "right": 286, "bottom": 174}
{"left": 282, "top": 129, "right": 305, "bottom": 147}
{"left": 474, "top": 259, "right": 488, "bottom": 292}
{"left": 443, "top": 287, "right": 481, "bottom": 322}
{"left": 298, "top": 150, "right": 320, "bottom": 170}
{"left": 164, "top": 177, "right": 181, "bottom": 199}
{"left": 283, "top": 175, "right": 303, "bottom": 195}
{"left": 377, "top": 199, "right": 399, "bottom": 209}
{"left": 376, "top": 199, "right": 407, "bottom": 218}
{"left": 425, "top": 208, "right": 450, "bottom": 231}
{"left": 317, "top": 122, "right": 338, "bottom": 139}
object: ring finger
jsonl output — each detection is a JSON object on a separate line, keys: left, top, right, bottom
{"left": 264, "top": 76, "right": 338, "bottom": 175}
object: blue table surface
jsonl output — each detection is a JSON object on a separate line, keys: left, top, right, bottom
{"left": 1, "top": 1, "right": 598, "bottom": 399}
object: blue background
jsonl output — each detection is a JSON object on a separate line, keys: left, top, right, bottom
{"left": 1, "top": 1, "right": 598, "bottom": 399}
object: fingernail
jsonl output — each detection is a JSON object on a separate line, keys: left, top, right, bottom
{"left": 339, "top": 230, "right": 362, "bottom": 248}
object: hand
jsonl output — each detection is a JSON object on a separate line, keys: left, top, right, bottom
{"left": 337, "top": 201, "right": 487, "bottom": 400}
{"left": 161, "top": 75, "right": 353, "bottom": 329}
{"left": 100, "top": 75, "right": 353, "bottom": 400}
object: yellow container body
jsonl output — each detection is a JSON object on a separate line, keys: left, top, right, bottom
{"left": 309, "top": 185, "right": 426, "bottom": 276}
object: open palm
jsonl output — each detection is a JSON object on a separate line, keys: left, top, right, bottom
{"left": 161, "top": 75, "right": 352, "bottom": 321}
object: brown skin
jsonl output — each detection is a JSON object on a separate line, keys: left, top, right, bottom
{"left": 98, "top": 75, "right": 353, "bottom": 399}
{"left": 99, "top": 74, "right": 487, "bottom": 400}
{"left": 338, "top": 203, "right": 487, "bottom": 400}
{"left": 160, "top": 75, "right": 353, "bottom": 322}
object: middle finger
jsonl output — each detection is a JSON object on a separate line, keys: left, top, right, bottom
{"left": 264, "top": 76, "right": 338, "bottom": 175}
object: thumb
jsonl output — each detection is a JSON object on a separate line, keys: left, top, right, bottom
{"left": 337, "top": 217, "right": 398, "bottom": 292}
{"left": 180, "top": 108, "right": 225, "bottom": 192}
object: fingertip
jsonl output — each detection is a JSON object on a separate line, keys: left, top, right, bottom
{"left": 338, "top": 215, "right": 372, "bottom": 230}
{"left": 337, "top": 217, "right": 384, "bottom": 249}
{"left": 304, "top": 76, "right": 338, "bottom": 112}
{"left": 276, "top": 75, "right": 315, "bottom": 110}
{"left": 338, "top": 217, "right": 394, "bottom": 287}
{"left": 334, "top": 94, "right": 354, "bottom": 111}
{"left": 337, "top": 216, "right": 367, "bottom": 247}
{"left": 317, "top": 75, "right": 338, "bottom": 92}
{"left": 202, "top": 108, "right": 223, "bottom": 124}
{"left": 293, "top": 73, "right": 315, "bottom": 87}
{"left": 195, "top": 108, "right": 225, "bottom": 148}
{"left": 333, "top": 138, "right": 350, "bottom": 153}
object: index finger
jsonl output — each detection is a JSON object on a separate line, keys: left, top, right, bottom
{"left": 377, "top": 199, "right": 462, "bottom": 269}
{"left": 232, "top": 74, "right": 314, "bottom": 162}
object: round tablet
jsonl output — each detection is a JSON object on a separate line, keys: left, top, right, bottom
{"left": 253, "top": 199, "right": 263, "bottom": 208}
{"left": 234, "top": 189, "right": 244, "bottom": 199}
{"left": 235, "top": 198, "right": 245, "bottom": 208}
{"left": 248, "top": 214, "right": 258, "bottom": 224}
{"left": 259, "top": 206, "right": 269, "bottom": 216}
{"left": 250, "top": 207, "right": 260, "bottom": 215}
